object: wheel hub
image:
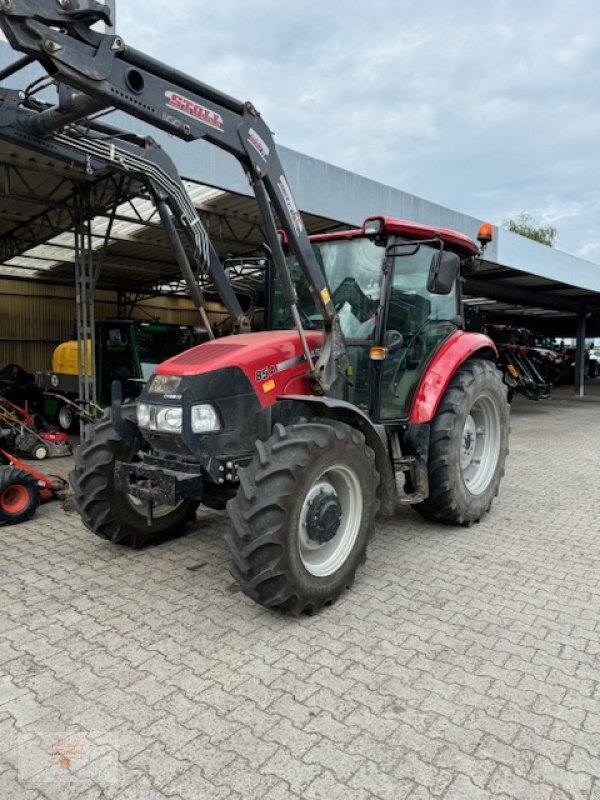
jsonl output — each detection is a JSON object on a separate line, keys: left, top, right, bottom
{"left": 298, "top": 467, "right": 363, "bottom": 577}
{"left": 460, "top": 414, "right": 477, "bottom": 469}
{"left": 305, "top": 489, "right": 342, "bottom": 544}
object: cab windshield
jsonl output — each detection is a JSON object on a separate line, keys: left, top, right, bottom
{"left": 273, "top": 235, "right": 457, "bottom": 341}
{"left": 272, "top": 237, "right": 383, "bottom": 336}
{"left": 272, "top": 234, "right": 459, "bottom": 419}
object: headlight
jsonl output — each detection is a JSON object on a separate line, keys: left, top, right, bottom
{"left": 191, "top": 404, "right": 221, "bottom": 433}
{"left": 363, "top": 216, "right": 384, "bottom": 236}
{"left": 136, "top": 402, "right": 220, "bottom": 433}
{"left": 137, "top": 402, "right": 151, "bottom": 428}
{"left": 156, "top": 406, "right": 183, "bottom": 432}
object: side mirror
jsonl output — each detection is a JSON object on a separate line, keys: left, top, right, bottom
{"left": 427, "top": 250, "right": 460, "bottom": 295}
{"left": 384, "top": 330, "right": 404, "bottom": 354}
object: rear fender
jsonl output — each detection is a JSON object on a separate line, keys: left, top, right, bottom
{"left": 408, "top": 331, "right": 497, "bottom": 424}
{"left": 280, "top": 395, "right": 396, "bottom": 516}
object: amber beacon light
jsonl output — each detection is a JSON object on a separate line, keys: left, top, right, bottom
{"left": 477, "top": 222, "right": 494, "bottom": 248}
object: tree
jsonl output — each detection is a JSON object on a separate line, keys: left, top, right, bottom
{"left": 503, "top": 212, "right": 557, "bottom": 247}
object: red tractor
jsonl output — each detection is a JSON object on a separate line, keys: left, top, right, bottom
{"left": 0, "top": 1, "right": 510, "bottom": 614}
{"left": 71, "top": 215, "right": 509, "bottom": 613}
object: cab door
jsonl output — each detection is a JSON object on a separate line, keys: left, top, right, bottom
{"left": 378, "top": 242, "right": 459, "bottom": 421}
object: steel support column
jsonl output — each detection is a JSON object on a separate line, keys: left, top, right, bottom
{"left": 74, "top": 188, "right": 97, "bottom": 432}
{"left": 574, "top": 311, "right": 587, "bottom": 397}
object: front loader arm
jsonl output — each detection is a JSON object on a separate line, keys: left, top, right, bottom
{"left": 0, "top": 0, "right": 344, "bottom": 395}
{"left": 0, "top": 86, "right": 249, "bottom": 332}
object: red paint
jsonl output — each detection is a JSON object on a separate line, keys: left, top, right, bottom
{"left": 157, "top": 330, "right": 322, "bottom": 408}
{"left": 40, "top": 431, "right": 69, "bottom": 443}
{"left": 282, "top": 373, "right": 314, "bottom": 396}
{"left": 312, "top": 217, "right": 479, "bottom": 256}
{"left": 408, "top": 331, "right": 497, "bottom": 423}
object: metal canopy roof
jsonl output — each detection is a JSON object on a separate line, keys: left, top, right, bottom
{"left": 0, "top": 138, "right": 148, "bottom": 279}
{"left": 463, "top": 258, "right": 600, "bottom": 337}
{"left": 0, "top": 137, "right": 345, "bottom": 293}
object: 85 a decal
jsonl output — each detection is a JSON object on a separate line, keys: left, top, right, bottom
{"left": 255, "top": 365, "right": 276, "bottom": 382}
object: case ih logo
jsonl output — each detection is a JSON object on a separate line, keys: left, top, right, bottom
{"left": 165, "top": 91, "right": 223, "bottom": 131}
{"left": 277, "top": 175, "right": 304, "bottom": 235}
{"left": 247, "top": 128, "right": 270, "bottom": 161}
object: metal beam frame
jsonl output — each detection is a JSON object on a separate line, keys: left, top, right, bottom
{"left": 464, "top": 277, "right": 600, "bottom": 315}
{"left": 1, "top": 164, "right": 144, "bottom": 263}
{"left": 574, "top": 313, "right": 587, "bottom": 398}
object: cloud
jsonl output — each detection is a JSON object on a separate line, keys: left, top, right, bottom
{"left": 116, "top": 0, "right": 600, "bottom": 262}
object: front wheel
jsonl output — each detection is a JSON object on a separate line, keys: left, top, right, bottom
{"left": 69, "top": 414, "right": 198, "bottom": 548}
{"left": 415, "top": 358, "right": 509, "bottom": 525}
{"left": 226, "top": 420, "right": 379, "bottom": 615}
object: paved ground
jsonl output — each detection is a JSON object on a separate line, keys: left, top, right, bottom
{"left": 1, "top": 384, "right": 599, "bottom": 800}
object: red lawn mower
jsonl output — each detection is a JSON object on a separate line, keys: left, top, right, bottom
{"left": 0, "top": 395, "right": 71, "bottom": 460}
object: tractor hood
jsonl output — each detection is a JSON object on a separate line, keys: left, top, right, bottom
{"left": 135, "top": 330, "right": 323, "bottom": 460}
{"left": 150, "top": 330, "right": 323, "bottom": 408}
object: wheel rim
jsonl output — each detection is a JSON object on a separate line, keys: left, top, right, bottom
{"left": 33, "top": 445, "right": 48, "bottom": 460}
{"left": 58, "top": 405, "right": 74, "bottom": 430}
{"left": 1, "top": 484, "right": 30, "bottom": 514}
{"left": 125, "top": 492, "right": 184, "bottom": 519}
{"left": 460, "top": 392, "right": 501, "bottom": 496}
{"left": 298, "top": 464, "right": 362, "bottom": 577}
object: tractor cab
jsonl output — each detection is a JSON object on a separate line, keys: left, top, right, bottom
{"left": 271, "top": 216, "right": 480, "bottom": 421}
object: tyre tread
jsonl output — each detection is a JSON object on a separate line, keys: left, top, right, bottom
{"left": 415, "top": 358, "right": 509, "bottom": 525}
{"left": 69, "top": 415, "right": 197, "bottom": 547}
{"left": 226, "top": 420, "right": 379, "bottom": 615}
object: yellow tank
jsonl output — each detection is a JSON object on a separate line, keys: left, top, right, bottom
{"left": 52, "top": 340, "right": 93, "bottom": 376}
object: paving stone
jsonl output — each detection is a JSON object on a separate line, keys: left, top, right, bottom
{"left": 260, "top": 748, "right": 322, "bottom": 795}
{"left": 1, "top": 389, "right": 599, "bottom": 799}
{"left": 162, "top": 765, "right": 237, "bottom": 800}
{"left": 125, "top": 741, "right": 189, "bottom": 790}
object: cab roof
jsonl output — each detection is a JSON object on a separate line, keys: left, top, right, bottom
{"left": 310, "top": 215, "right": 480, "bottom": 257}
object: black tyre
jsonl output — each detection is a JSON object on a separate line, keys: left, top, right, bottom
{"left": 226, "top": 420, "right": 379, "bottom": 615}
{"left": 69, "top": 414, "right": 198, "bottom": 548}
{"left": 0, "top": 467, "right": 40, "bottom": 525}
{"left": 57, "top": 402, "right": 79, "bottom": 434}
{"left": 415, "top": 358, "right": 509, "bottom": 525}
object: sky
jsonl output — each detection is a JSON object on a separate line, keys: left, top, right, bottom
{"left": 115, "top": 1, "right": 598, "bottom": 263}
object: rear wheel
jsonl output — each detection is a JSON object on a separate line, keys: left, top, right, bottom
{"left": 0, "top": 467, "right": 40, "bottom": 525}
{"left": 415, "top": 358, "right": 509, "bottom": 525}
{"left": 69, "top": 414, "right": 198, "bottom": 548}
{"left": 226, "top": 420, "right": 379, "bottom": 614}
